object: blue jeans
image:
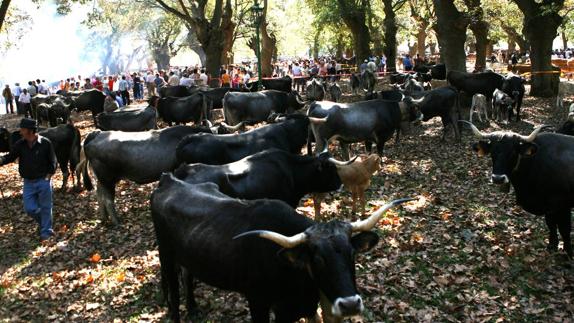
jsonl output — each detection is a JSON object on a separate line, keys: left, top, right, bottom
{"left": 23, "top": 178, "right": 53, "bottom": 239}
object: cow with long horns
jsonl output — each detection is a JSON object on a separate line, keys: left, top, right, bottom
{"left": 463, "top": 121, "right": 574, "bottom": 259}
{"left": 151, "top": 173, "right": 414, "bottom": 322}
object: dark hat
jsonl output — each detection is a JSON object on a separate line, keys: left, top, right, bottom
{"left": 19, "top": 118, "right": 38, "bottom": 130}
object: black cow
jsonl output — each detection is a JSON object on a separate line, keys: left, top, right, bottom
{"left": 199, "top": 87, "right": 241, "bottom": 118}
{"left": 389, "top": 72, "right": 413, "bottom": 85}
{"left": 0, "top": 124, "right": 81, "bottom": 189}
{"left": 501, "top": 74, "right": 526, "bottom": 121}
{"left": 465, "top": 122, "right": 574, "bottom": 259}
{"left": 306, "top": 78, "right": 326, "bottom": 101}
{"left": 246, "top": 76, "right": 293, "bottom": 92}
{"left": 158, "top": 85, "right": 198, "bottom": 98}
{"left": 401, "top": 78, "right": 425, "bottom": 96}
{"left": 81, "top": 126, "right": 212, "bottom": 225}
{"left": 174, "top": 149, "right": 352, "bottom": 208}
{"left": 307, "top": 99, "right": 421, "bottom": 159}
{"left": 73, "top": 89, "right": 106, "bottom": 122}
{"left": 151, "top": 173, "right": 413, "bottom": 322}
{"left": 447, "top": 71, "right": 504, "bottom": 110}
{"left": 36, "top": 97, "right": 73, "bottom": 127}
{"left": 96, "top": 105, "right": 157, "bottom": 131}
{"left": 404, "top": 86, "right": 461, "bottom": 141}
{"left": 430, "top": 64, "right": 446, "bottom": 80}
{"left": 329, "top": 82, "right": 342, "bottom": 102}
{"left": 176, "top": 114, "right": 309, "bottom": 165}
{"left": 222, "top": 90, "right": 305, "bottom": 126}
{"left": 350, "top": 73, "right": 361, "bottom": 94}
{"left": 365, "top": 89, "right": 404, "bottom": 102}
{"left": 154, "top": 93, "right": 207, "bottom": 126}
{"left": 31, "top": 94, "right": 60, "bottom": 120}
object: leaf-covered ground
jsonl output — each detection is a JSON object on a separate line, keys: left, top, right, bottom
{"left": 1, "top": 89, "right": 573, "bottom": 322}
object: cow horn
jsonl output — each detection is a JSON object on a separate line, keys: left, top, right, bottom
{"left": 350, "top": 198, "right": 416, "bottom": 232}
{"left": 458, "top": 120, "right": 486, "bottom": 139}
{"left": 328, "top": 155, "right": 358, "bottom": 166}
{"left": 518, "top": 125, "right": 546, "bottom": 142}
{"left": 308, "top": 116, "right": 328, "bottom": 124}
{"left": 234, "top": 230, "right": 307, "bottom": 248}
{"left": 220, "top": 121, "right": 244, "bottom": 132}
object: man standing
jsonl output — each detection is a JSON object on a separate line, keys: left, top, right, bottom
{"left": 0, "top": 118, "right": 57, "bottom": 242}
{"left": 199, "top": 69, "right": 208, "bottom": 87}
{"left": 3, "top": 84, "right": 14, "bottom": 114}
{"left": 13, "top": 83, "right": 22, "bottom": 114}
{"left": 19, "top": 89, "right": 32, "bottom": 117}
{"left": 168, "top": 71, "right": 180, "bottom": 86}
{"left": 146, "top": 71, "right": 156, "bottom": 97}
{"left": 118, "top": 75, "right": 130, "bottom": 106}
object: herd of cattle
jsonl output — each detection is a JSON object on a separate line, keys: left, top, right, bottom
{"left": 1, "top": 67, "right": 574, "bottom": 322}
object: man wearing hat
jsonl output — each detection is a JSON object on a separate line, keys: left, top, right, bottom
{"left": 0, "top": 118, "right": 57, "bottom": 242}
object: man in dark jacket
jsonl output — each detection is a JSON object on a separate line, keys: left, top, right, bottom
{"left": 0, "top": 118, "right": 57, "bottom": 241}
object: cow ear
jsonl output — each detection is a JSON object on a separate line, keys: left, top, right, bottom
{"left": 519, "top": 142, "right": 538, "bottom": 157}
{"left": 472, "top": 141, "right": 490, "bottom": 157}
{"left": 278, "top": 247, "right": 309, "bottom": 269}
{"left": 351, "top": 232, "right": 380, "bottom": 253}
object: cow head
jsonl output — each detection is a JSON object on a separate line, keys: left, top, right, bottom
{"left": 289, "top": 90, "right": 306, "bottom": 108}
{"left": 463, "top": 121, "right": 544, "bottom": 188}
{"left": 235, "top": 198, "right": 414, "bottom": 318}
{"left": 501, "top": 75, "right": 525, "bottom": 101}
{"left": 401, "top": 97, "right": 425, "bottom": 122}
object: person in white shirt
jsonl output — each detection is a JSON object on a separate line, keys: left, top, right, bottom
{"left": 19, "top": 89, "right": 32, "bottom": 117}
{"left": 243, "top": 71, "right": 251, "bottom": 86}
{"left": 179, "top": 74, "right": 193, "bottom": 87}
{"left": 168, "top": 72, "right": 180, "bottom": 86}
{"left": 199, "top": 69, "right": 208, "bottom": 87}
{"left": 145, "top": 72, "right": 156, "bottom": 96}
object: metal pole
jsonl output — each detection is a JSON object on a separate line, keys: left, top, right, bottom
{"left": 254, "top": 0, "right": 263, "bottom": 90}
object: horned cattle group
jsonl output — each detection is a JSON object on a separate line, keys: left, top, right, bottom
{"left": 1, "top": 68, "right": 573, "bottom": 323}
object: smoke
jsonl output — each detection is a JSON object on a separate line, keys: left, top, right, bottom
{"left": 0, "top": 1, "right": 101, "bottom": 86}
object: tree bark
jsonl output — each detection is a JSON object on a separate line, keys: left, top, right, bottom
{"left": 337, "top": 0, "right": 371, "bottom": 67}
{"left": 0, "top": 0, "right": 10, "bottom": 33}
{"left": 501, "top": 23, "right": 530, "bottom": 52}
{"left": 562, "top": 30, "right": 568, "bottom": 50}
{"left": 513, "top": 0, "right": 563, "bottom": 97}
{"left": 433, "top": 0, "right": 469, "bottom": 73}
{"left": 507, "top": 38, "right": 516, "bottom": 54}
{"left": 382, "top": 0, "right": 398, "bottom": 72}
{"left": 464, "top": 0, "right": 488, "bottom": 72}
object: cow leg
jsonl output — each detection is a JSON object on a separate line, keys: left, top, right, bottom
{"left": 469, "top": 106, "right": 474, "bottom": 123}
{"left": 516, "top": 98, "right": 522, "bottom": 122}
{"left": 247, "top": 299, "right": 270, "bottom": 323}
{"left": 394, "top": 128, "right": 401, "bottom": 145}
{"left": 545, "top": 214, "right": 559, "bottom": 253}
{"left": 556, "top": 210, "right": 573, "bottom": 259}
{"left": 97, "top": 182, "right": 119, "bottom": 226}
{"left": 161, "top": 254, "right": 181, "bottom": 322}
{"left": 359, "top": 191, "right": 366, "bottom": 215}
{"left": 351, "top": 192, "right": 358, "bottom": 214}
{"left": 365, "top": 140, "right": 373, "bottom": 154}
{"left": 184, "top": 269, "right": 200, "bottom": 317}
{"left": 313, "top": 193, "right": 325, "bottom": 221}
{"left": 451, "top": 115, "right": 461, "bottom": 141}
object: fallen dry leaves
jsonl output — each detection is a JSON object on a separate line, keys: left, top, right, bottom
{"left": 0, "top": 92, "right": 573, "bottom": 322}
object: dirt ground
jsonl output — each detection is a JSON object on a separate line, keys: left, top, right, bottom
{"left": 0, "top": 85, "right": 573, "bottom": 322}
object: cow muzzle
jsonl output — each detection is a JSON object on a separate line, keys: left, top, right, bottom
{"left": 491, "top": 174, "right": 509, "bottom": 185}
{"left": 332, "top": 295, "right": 363, "bottom": 317}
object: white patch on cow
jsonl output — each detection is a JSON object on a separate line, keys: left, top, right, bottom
{"left": 491, "top": 174, "right": 509, "bottom": 184}
{"left": 106, "top": 130, "right": 154, "bottom": 142}
{"left": 227, "top": 159, "right": 251, "bottom": 175}
{"left": 331, "top": 295, "right": 363, "bottom": 317}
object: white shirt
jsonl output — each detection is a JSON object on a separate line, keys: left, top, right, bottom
{"left": 199, "top": 73, "right": 208, "bottom": 85}
{"left": 19, "top": 92, "right": 31, "bottom": 103}
{"left": 168, "top": 75, "right": 180, "bottom": 86}
{"left": 292, "top": 66, "right": 302, "bottom": 76}
{"left": 243, "top": 73, "right": 251, "bottom": 84}
{"left": 180, "top": 77, "right": 193, "bottom": 87}
{"left": 146, "top": 74, "right": 155, "bottom": 83}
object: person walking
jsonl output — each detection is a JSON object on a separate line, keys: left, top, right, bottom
{"left": 19, "top": 89, "right": 32, "bottom": 117}
{"left": 118, "top": 75, "right": 130, "bottom": 106}
{"left": 0, "top": 118, "right": 57, "bottom": 242}
{"left": 13, "top": 83, "right": 22, "bottom": 114}
{"left": 146, "top": 72, "right": 156, "bottom": 97}
{"left": 3, "top": 84, "right": 15, "bottom": 114}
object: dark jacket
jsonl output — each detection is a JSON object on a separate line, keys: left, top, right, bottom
{"left": 1, "top": 135, "right": 57, "bottom": 179}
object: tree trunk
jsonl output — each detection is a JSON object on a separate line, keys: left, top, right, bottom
{"left": 562, "top": 31, "right": 568, "bottom": 50}
{"left": 416, "top": 27, "right": 427, "bottom": 57}
{"left": 153, "top": 48, "right": 171, "bottom": 71}
{"left": 259, "top": 23, "right": 276, "bottom": 76}
{"left": 0, "top": 0, "right": 10, "bottom": 33}
{"left": 433, "top": 0, "right": 469, "bottom": 73}
{"left": 508, "top": 37, "right": 516, "bottom": 53}
{"left": 382, "top": 0, "right": 398, "bottom": 72}
{"left": 336, "top": 38, "right": 344, "bottom": 58}
{"left": 470, "top": 21, "right": 489, "bottom": 71}
{"left": 337, "top": 0, "right": 371, "bottom": 67}
{"left": 514, "top": 0, "right": 563, "bottom": 97}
